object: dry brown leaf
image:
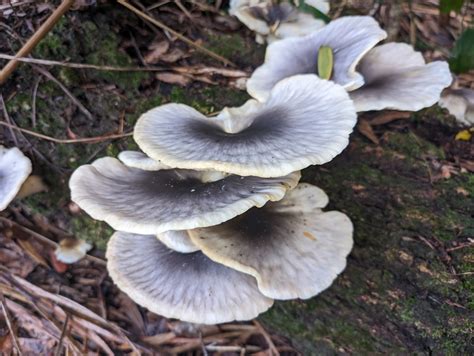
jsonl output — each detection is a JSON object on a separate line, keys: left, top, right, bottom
{"left": 156, "top": 72, "right": 191, "bottom": 86}
{"left": 16, "top": 239, "right": 49, "bottom": 268}
{"left": 145, "top": 40, "right": 170, "bottom": 64}
{"left": 160, "top": 48, "right": 187, "bottom": 63}
{"left": 16, "top": 175, "right": 48, "bottom": 199}
{"left": 370, "top": 111, "right": 411, "bottom": 125}
{"left": 358, "top": 119, "right": 379, "bottom": 144}
{"left": 141, "top": 332, "right": 176, "bottom": 347}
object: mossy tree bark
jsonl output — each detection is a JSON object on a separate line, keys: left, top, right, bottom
{"left": 260, "top": 109, "right": 473, "bottom": 354}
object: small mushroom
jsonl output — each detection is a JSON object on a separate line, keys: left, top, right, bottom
{"left": 349, "top": 43, "right": 452, "bottom": 112}
{"left": 439, "top": 88, "right": 474, "bottom": 126}
{"left": 247, "top": 16, "right": 387, "bottom": 101}
{"left": 54, "top": 237, "right": 93, "bottom": 264}
{"left": 134, "top": 74, "right": 357, "bottom": 177}
{"left": 229, "top": 0, "right": 328, "bottom": 44}
{"left": 0, "top": 146, "right": 32, "bottom": 211}
{"left": 69, "top": 157, "right": 300, "bottom": 235}
{"left": 106, "top": 231, "right": 273, "bottom": 324}
{"left": 247, "top": 16, "right": 451, "bottom": 112}
{"left": 188, "top": 183, "right": 353, "bottom": 300}
{"left": 157, "top": 230, "right": 200, "bottom": 253}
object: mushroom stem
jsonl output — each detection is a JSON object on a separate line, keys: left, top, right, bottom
{"left": 317, "top": 46, "right": 334, "bottom": 80}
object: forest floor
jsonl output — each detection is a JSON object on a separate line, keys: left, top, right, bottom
{"left": 0, "top": 1, "right": 473, "bottom": 355}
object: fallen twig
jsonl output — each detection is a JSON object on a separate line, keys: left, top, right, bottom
{"left": 117, "top": 0, "right": 237, "bottom": 67}
{"left": 0, "top": 294, "right": 23, "bottom": 356}
{"left": 0, "top": 0, "right": 75, "bottom": 84}
{"left": 0, "top": 121, "right": 132, "bottom": 144}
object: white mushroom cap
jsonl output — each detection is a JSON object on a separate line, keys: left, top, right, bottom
{"left": 134, "top": 74, "right": 357, "bottom": 178}
{"left": 229, "top": 0, "right": 326, "bottom": 44}
{"left": 106, "top": 232, "right": 273, "bottom": 324}
{"left": 157, "top": 230, "right": 199, "bottom": 253}
{"left": 349, "top": 43, "right": 453, "bottom": 112}
{"left": 118, "top": 151, "right": 171, "bottom": 171}
{"left": 0, "top": 146, "right": 32, "bottom": 211}
{"left": 69, "top": 157, "right": 300, "bottom": 235}
{"left": 439, "top": 88, "right": 474, "bottom": 126}
{"left": 54, "top": 237, "right": 92, "bottom": 264}
{"left": 189, "top": 183, "right": 353, "bottom": 300}
{"left": 247, "top": 16, "right": 387, "bottom": 102}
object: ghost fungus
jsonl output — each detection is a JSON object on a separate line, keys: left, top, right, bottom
{"left": 69, "top": 157, "right": 300, "bottom": 235}
{"left": 439, "top": 88, "right": 474, "bottom": 126}
{"left": 247, "top": 16, "right": 387, "bottom": 101}
{"left": 134, "top": 74, "right": 357, "bottom": 178}
{"left": 247, "top": 16, "right": 452, "bottom": 112}
{"left": 188, "top": 183, "right": 353, "bottom": 300}
{"left": 157, "top": 230, "right": 200, "bottom": 253}
{"left": 349, "top": 43, "right": 453, "bottom": 112}
{"left": 55, "top": 237, "right": 93, "bottom": 264}
{"left": 0, "top": 146, "right": 32, "bottom": 211}
{"left": 229, "top": 0, "right": 327, "bottom": 44}
{"left": 106, "top": 231, "right": 273, "bottom": 324}
{"left": 118, "top": 150, "right": 171, "bottom": 171}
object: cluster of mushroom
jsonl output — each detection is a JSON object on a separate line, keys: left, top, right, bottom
{"left": 229, "top": 0, "right": 330, "bottom": 43}
{"left": 70, "top": 75, "right": 357, "bottom": 324}
{"left": 69, "top": 15, "right": 452, "bottom": 324}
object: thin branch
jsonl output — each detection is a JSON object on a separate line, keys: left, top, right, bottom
{"left": 253, "top": 320, "right": 279, "bottom": 356}
{"left": 54, "top": 314, "right": 70, "bottom": 356}
{"left": 117, "top": 0, "right": 236, "bottom": 67}
{"left": 0, "top": 294, "right": 23, "bottom": 356}
{"left": 0, "top": 0, "right": 75, "bottom": 84}
{"left": 0, "top": 121, "right": 132, "bottom": 144}
{"left": 0, "top": 94, "right": 19, "bottom": 146}
{"left": 33, "top": 65, "right": 94, "bottom": 121}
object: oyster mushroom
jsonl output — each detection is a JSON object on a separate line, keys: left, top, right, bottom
{"left": 188, "top": 183, "right": 353, "bottom": 300}
{"left": 439, "top": 88, "right": 474, "bottom": 126}
{"left": 69, "top": 157, "right": 300, "bottom": 235}
{"left": 0, "top": 146, "right": 32, "bottom": 211}
{"left": 134, "top": 74, "right": 357, "bottom": 178}
{"left": 55, "top": 237, "right": 93, "bottom": 264}
{"left": 157, "top": 230, "right": 200, "bottom": 253}
{"left": 247, "top": 16, "right": 451, "bottom": 112}
{"left": 229, "top": 0, "right": 328, "bottom": 44}
{"left": 106, "top": 231, "right": 273, "bottom": 324}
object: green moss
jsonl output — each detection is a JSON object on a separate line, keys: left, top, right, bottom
{"left": 385, "top": 131, "right": 445, "bottom": 160}
{"left": 71, "top": 215, "right": 113, "bottom": 250}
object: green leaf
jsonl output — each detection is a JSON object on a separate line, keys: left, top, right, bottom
{"left": 317, "top": 46, "right": 333, "bottom": 80}
{"left": 297, "top": 1, "right": 331, "bottom": 23}
{"left": 439, "top": 0, "right": 465, "bottom": 14}
{"left": 449, "top": 28, "right": 474, "bottom": 74}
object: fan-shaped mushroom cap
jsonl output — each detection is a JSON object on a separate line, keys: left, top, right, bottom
{"left": 247, "top": 16, "right": 387, "bottom": 101}
{"left": 55, "top": 237, "right": 92, "bottom": 264}
{"left": 189, "top": 183, "right": 353, "bottom": 300}
{"left": 229, "top": 0, "right": 326, "bottom": 44}
{"left": 118, "top": 151, "right": 171, "bottom": 171}
{"left": 157, "top": 230, "right": 199, "bottom": 253}
{"left": 106, "top": 232, "right": 273, "bottom": 324}
{"left": 439, "top": 88, "right": 474, "bottom": 126}
{"left": 0, "top": 146, "right": 32, "bottom": 211}
{"left": 349, "top": 43, "right": 453, "bottom": 112}
{"left": 69, "top": 157, "right": 300, "bottom": 234}
{"left": 134, "top": 75, "right": 357, "bottom": 178}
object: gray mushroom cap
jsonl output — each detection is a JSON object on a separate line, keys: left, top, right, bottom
{"left": 349, "top": 43, "right": 453, "bottom": 112}
{"left": 438, "top": 88, "right": 474, "bottom": 126}
{"left": 0, "top": 146, "right": 32, "bottom": 211}
{"left": 157, "top": 230, "right": 200, "bottom": 253}
{"left": 246, "top": 16, "right": 387, "bottom": 101}
{"left": 69, "top": 157, "right": 300, "bottom": 235}
{"left": 134, "top": 74, "right": 357, "bottom": 178}
{"left": 189, "top": 183, "right": 354, "bottom": 300}
{"left": 106, "top": 232, "right": 273, "bottom": 324}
